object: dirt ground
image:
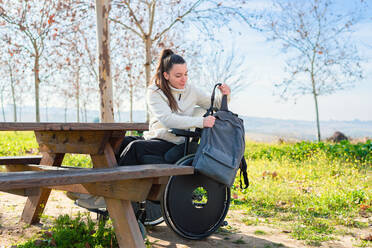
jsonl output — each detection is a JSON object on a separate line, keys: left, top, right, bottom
{"left": 0, "top": 191, "right": 370, "bottom": 248}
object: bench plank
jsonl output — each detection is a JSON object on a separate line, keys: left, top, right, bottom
{"left": 0, "top": 164, "right": 194, "bottom": 190}
{"left": 0, "top": 156, "right": 42, "bottom": 165}
{"left": 0, "top": 122, "right": 148, "bottom": 131}
{"left": 4, "top": 164, "right": 85, "bottom": 172}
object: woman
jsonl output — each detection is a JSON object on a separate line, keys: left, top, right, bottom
{"left": 75, "top": 49, "right": 230, "bottom": 209}
{"left": 117, "top": 48, "right": 230, "bottom": 166}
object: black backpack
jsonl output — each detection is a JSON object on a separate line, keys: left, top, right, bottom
{"left": 193, "top": 84, "right": 249, "bottom": 189}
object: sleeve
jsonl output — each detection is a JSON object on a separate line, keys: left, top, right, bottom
{"left": 193, "top": 84, "right": 231, "bottom": 110}
{"left": 148, "top": 89, "right": 204, "bottom": 129}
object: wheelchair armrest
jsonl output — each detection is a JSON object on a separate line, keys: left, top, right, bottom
{"left": 169, "top": 128, "right": 200, "bottom": 138}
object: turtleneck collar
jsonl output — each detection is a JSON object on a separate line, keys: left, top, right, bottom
{"left": 169, "top": 84, "right": 186, "bottom": 93}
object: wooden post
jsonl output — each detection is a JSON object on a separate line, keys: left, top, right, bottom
{"left": 96, "top": 0, "right": 114, "bottom": 123}
{"left": 21, "top": 152, "right": 65, "bottom": 224}
{"left": 91, "top": 143, "right": 146, "bottom": 248}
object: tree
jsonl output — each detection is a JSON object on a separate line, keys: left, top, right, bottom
{"left": 0, "top": 0, "right": 67, "bottom": 122}
{"left": 0, "top": 83, "right": 6, "bottom": 121}
{"left": 0, "top": 37, "right": 28, "bottom": 122}
{"left": 95, "top": 0, "right": 114, "bottom": 122}
{"left": 257, "top": 0, "right": 364, "bottom": 141}
{"left": 56, "top": 27, "right": 85, "bottom": 122}
{"left": 190, "top": 43, "right": 249, "bottom": 93}
{"left": 110, "top": 0, "right": 250, "bottom": 120}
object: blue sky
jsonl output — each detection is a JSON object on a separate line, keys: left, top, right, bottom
{"left": 218, "top": 0, "right": 372, "bottom": 121}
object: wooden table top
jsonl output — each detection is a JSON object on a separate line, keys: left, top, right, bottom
{"left": 0, "top": 122, "right": 149, "bottom": 131}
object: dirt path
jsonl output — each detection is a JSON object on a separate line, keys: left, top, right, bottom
{"left": 0, "top": 191, "right": 368, "bottom": 248}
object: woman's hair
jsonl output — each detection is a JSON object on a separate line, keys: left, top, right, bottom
{"left": 153, "top": 49, "right": 186, "bottom": 112}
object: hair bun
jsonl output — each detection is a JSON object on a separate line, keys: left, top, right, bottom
{"left": 161, "top": 49, "right": 174, "bottom": 60}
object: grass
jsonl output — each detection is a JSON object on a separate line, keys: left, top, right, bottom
{"left": 0, "top": 131, "right": 93, "bottom": 169}
{"left": 231, "top": 140, "right": 371, "bottom": 245}
{"left": 1, "top": 131, "right": 371, "bottom": 246}
{"left": 232, "top": 236, "right": 246, "bottom": 244}
{"left": 15, "top": 213, "right": 118, "bottom": 248}
{"left": 254, "top": 230, "right": 267, "bottom": 235}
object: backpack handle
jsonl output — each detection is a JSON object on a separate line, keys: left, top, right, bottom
{"left": 205, "top": 83, "right": 228, "bottom": 116}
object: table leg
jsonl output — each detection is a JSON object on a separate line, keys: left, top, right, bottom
{"left": 91, "top": 143, "right": 145, "bottom": 248}
{"left": 106, "top": 199, "right": 146, "bottom": 248}
{"left": 21, "top": 153, "right": 64, "bottom": 224}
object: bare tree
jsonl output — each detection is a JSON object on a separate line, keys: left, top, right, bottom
{"left": 57, "top": 29, "right": 85, "bottom": 122}
{"left": 191, "top": 43, "right": 249, "bottom": 93}
{"left": 0, "top": 38, "right": 28, "bottom": 122}
{"left": 110, "top": 0, "right": 250, "bottom": 120}
{"left": 0, "top": 77, "right": 6, "bottom": 121}
{"left": 256, "top": 0, "right": 364, "bottom": 141}
{"left": 0, "top": 1, "right": 68, "bottom": 122}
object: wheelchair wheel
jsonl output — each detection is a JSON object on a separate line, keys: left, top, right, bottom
{"left": 131, "top": 201, "right": 164, "bottom": 226}
{"left": 161, "top": 154, "right": 231, "bottom": 240}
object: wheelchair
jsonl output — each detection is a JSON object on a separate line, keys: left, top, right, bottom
{"left": 136, "top": 128, "right": 231, "bottom": 240}
{"left": 92, "top": 84, "right": 232, "bottom": 240}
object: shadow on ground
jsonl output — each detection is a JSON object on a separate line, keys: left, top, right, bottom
{"left": 147, "top": 223, "right": 289, "bottom": 248}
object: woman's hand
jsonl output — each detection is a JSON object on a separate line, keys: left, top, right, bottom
{"left": 218, "top": 83, "right": 230, "bottom": 95}
{"left": 203, "top": 116, "right": 216, "bottom": 128}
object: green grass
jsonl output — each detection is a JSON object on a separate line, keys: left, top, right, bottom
{"left": 231, "top": 140, "right": 371, "bottom": 245}
{"left": 0, "top": 131, "right": 93, "bottom": 169}
{"left": 232, "top": 236, "right": 246, "bottom": 244}
{"left": 15, "top": 213, "right": 118, "bottom": 248}
{"left": 1, "top": 131, "right": 371, "bottom": 246}
{"left": 254, "top": 230, "right": 267, "bottom": 235}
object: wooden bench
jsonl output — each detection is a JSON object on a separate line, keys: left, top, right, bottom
{"left": 0, "top": 122, "right": 193, "bottom": 248}
{"left": 0, "top": 164, "right": 193, "bottom": 200}
{"left": 0, "top": 155, "right": 42, "bottom": 165}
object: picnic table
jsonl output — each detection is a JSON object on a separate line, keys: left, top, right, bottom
{"left": 0, "top": 122, "right": 194, "bottom": 248}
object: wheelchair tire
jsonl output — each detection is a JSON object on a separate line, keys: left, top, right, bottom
{"left": 131, "top": 201, "right": 164, "bottom": 226}
{"left": 161, "top": 154, "right": 231, "bottom": 240}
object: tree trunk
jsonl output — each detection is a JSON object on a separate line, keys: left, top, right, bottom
{"left": 75, "top": 70, "right": 80, "bottom": 122}
{"left": 0, "top": 91, "right": 5, "bottom": 122}
{"left": 96, "top": 0, "right": 114, "bottom": 123}
{"left": 45, "top": 97, "right": 48, "bottom": 122}
{"left": 129, "top": 82, "right": 133, "bottom": 123}
{"left": 64, "top": 96, "right": 68, "bottom": 122}
{"left": 144, "top": 36, "right": 152, "bottom": 122}
{"left": 311, "top": 75, "right": 321, "bottom": 142}
{"left": 18, "top": 105, "right": 22, "bottom": 121}
{"left": 34, "top": 54, "right": 40, "bottom": 122}
{"left": 9, "top": 65, "right": 17, "bottom": 122}
{"left": 116, "top": 104, "right": 121, "bottom": 122}
{"left": 84, "top": 102, "right": 87, "bottom": 122}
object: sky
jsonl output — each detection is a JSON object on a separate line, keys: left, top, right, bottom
{"left": 214, "top": 0, "right": 372, "bottom": 122}
{"left": 3, "top": 0, "right": 370, "bottom": 123}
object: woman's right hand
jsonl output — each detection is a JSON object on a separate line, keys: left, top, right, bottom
{"left": 203, "top": 116, "right": 216, "bottom": 128}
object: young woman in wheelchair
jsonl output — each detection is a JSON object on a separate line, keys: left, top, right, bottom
{"left": 74, "top": 48, "right": 230, "bottom": 209}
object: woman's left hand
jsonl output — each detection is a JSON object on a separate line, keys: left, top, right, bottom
{"left": 218, "top": 83, "right": 231, "bottom": 95}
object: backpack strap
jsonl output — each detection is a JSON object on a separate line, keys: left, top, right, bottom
{"left": 204, "top": 83, "right": 221, "bottom": 116}
{"left": 239, "top": 157, "right": 249, "bottom": 189}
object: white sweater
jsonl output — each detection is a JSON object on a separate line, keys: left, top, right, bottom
{"left": 143, "top": 83, "right": 224, "bottom": 144}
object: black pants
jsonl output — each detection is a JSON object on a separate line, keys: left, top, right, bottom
{"left": 116, "top": 136, "right": 176, "bottom": 166}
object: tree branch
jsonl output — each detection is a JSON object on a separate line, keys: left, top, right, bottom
{"left": 152, "top": 0, "right": 202, "bottom": 42}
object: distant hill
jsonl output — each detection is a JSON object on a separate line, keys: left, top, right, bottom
{"left": 241, "top": 116, "right": 372, "bottom": 142}
{"left": 1, "top": 105, "right": 371, "bottom": 141}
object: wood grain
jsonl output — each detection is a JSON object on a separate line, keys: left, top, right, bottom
{"left": 0, "top": 156, "right": 42, "bottom": 165}
{"left": 50, "top": 178, "right": 154, "bottom": 201}
{"left": 21, "top": 153, "right": 65, "bottom": 224}
{"left": 0, "top": 164, "right": 193, "bottom": 190}
{"left": 0, "top": 122, "right": 148, "bottom": 131}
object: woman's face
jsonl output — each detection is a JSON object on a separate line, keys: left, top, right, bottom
{"left": 163, "top": 63, "right": 188, "bottom": 89}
